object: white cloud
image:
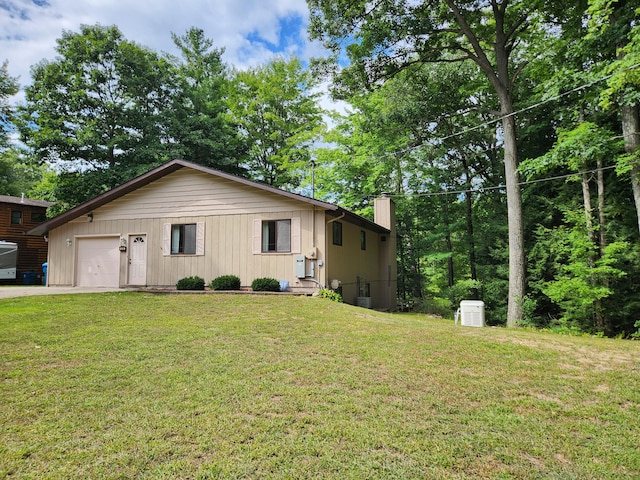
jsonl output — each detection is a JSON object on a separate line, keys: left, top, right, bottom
{"left": 0, "top": 0, "right": 317, "bottom": 96}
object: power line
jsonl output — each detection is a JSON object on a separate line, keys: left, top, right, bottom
{"left": 381, "top": 164, "right": 619, "bottom": 199}
{"left": 357, "top": 61, "right": 640, "bottom": 161}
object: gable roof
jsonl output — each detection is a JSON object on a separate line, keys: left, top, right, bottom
{"left": 0, "top": 195, "right": 54, "bottom": 208}
{"left": 27, "top": 159, "right": 389, "bottom": 236}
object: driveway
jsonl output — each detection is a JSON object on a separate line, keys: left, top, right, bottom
{"left": 0, "top": 286, "right": 125, "bottom": 299}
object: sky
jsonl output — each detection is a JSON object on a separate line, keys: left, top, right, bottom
{"left": 0, "top": 0, "right": 329, "bottom": 101}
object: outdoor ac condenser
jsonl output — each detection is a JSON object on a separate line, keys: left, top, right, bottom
{"left": 458, "top": 300, "right": 485, "bottom": 327}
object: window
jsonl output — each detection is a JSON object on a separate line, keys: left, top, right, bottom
{"left": 262, "top": 220, "right": 291, "bottom": 252}
{"left": 11, "top": 210, "right": 22, "bottom": 225}
{"left": 31, "top": 212, "right": 47, "bottom": 223}
{"left": 360, "top": 230, "right": 366, "bottom": 250}
{"left": 171, "top": 224, "right": 196, "bottom": 254}
{"left": 252, "top": 217, "right": 300, "bottom": 254}
{"left": 163, "top": 222, "right": 204, "bottom": 256}
{"left": 332, "top": 221, "right": 343, "bottom": 246}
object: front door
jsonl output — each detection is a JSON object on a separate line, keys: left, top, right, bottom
{"left": 128, "top": 235, "right": 147, "bottom": 285}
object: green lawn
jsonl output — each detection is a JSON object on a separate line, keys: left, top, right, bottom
{"left": 1, "top": 293, "right": 639, "bottom": 479}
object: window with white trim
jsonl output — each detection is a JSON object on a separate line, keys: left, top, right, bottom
{"left": 262, "top": 220, "right": 291, "bottom": 252}
{"left": 253, "top": 217, "right": 300, "bottom": 254}
{"left": 163, "top": 222, "right": 205, "bottom": 256}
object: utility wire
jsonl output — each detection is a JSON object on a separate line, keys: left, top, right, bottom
{"left": 379, "top": 164, "right": 619, "bottom": 199}
{"left": 357, "top": 61, "right": 640, "bottom": 161}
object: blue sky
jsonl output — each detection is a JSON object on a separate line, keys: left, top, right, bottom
{"left": 0, "top": 0, "right": 326, "bottom": 98}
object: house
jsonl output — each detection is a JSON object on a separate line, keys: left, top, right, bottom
{"left": 28, "top": 160, "right": 397, "bottom": 310}
{"left": 0, "top": 195, "right": 53, "bottom": 284}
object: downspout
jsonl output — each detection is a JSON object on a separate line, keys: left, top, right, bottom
{"left": 312, "top": 206, "right": 316, "bottom": 249}
{"left": 326, "top": 211, "right": 346, "bottom": 226}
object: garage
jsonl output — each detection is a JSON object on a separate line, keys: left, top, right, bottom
{"left": 76, "top": 236, "right": 120, "bottom": 287}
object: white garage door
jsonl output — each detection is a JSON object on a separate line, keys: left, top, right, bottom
{"left": 76, "top": 237, "right": 120, "bottom": 287}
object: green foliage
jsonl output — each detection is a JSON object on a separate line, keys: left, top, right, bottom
{"left": 520, "top": 122, "right": 621, "bottom": 179}
{"left": 448, "top": 279, "right": 483, "bottom": 311}
{"left": 176, "top": 276, "right": 205, "bottom": 291}
{"left": 18, "top": 24, "right": 174, "bottom": 207}
{"left": 587, "top": 0, "right": 640, "bottom": 108}
{"left": 0, "top": 60, "right": 19, "bottom": 149}
{"left": 166, "top": 28, "right": 245, "bottom": 174}
{"left": 250, "top": 277, "right": 281, "bottom": 292}
{"left": 0, "top": 149, "right": 46, "bottom": 197}
{"left": 317, "top": 289, "right": 343, "bottom": 302}
{"left": 531, "top": 223, "right": 627, "bottom": 332}
{"left": 209, "top": 275, "right": 241, "bottom": 291}
{"left": 227, "top": 57, "right": 325, "bottom": 189}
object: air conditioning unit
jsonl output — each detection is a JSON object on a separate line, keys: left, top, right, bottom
{"left": 458, "top": 300, "right": 485, "bottom": 327}
{"left": 356, "top": 297, "right": 372, "bottom": 308}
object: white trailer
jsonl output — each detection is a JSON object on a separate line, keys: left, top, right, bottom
{"left": 0, "top": 241, "right": 18, "bottom": 280}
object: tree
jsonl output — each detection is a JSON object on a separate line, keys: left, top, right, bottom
{"left": 0, "top": 149, "right": 46, "bottom": 197}
{"left": 167, "top": 27, "right": 245, "bottom": 174}
{"left": 19, "top": 25, "right": 173, "bottom": 205}
{"left": 308, "top": 0, "right": 559, "bottom": 325}
{"left": 227, "top": 57, "right": 325, "bottom": 189}
{"left": 588, "top": 0, "right": 640, "bottom": 234}
{"left": 0, "top": 60, "right": 19, "bottom": 149}
{"left": 520, "top": 122, "right": 625, "bottom": 332}
{"left": 0, "top": 61, "right": 47, "bottom": 198}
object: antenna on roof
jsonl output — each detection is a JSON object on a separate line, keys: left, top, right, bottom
{"left": 310, "top": 159, "right": 316, "bottom": 199}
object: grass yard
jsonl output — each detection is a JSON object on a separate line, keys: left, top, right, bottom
{"left": 1, "top": 292, "right": 639, "bottom": 479}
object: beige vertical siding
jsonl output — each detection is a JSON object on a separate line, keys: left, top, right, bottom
{"left": 46, "top": 169, "right": 327, "bottom": 291}
{"left": 325, "top": 215, "right": 386, "bottom": 308}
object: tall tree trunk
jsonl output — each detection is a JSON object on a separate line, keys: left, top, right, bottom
{"left": 581, "top": 166, "right": 604, "bottom": 330}
{"left": 621, "top": 104, "right": 640, "bottom": 235}
{"left": 582, "top": 170, "right": 594, "bottom": 244}
{"left": 462, "top": 159, "right": 479, "bottom": 299}
{"left": 596, "top": 156, "right": 608, "bottom": 333}
{"left": 446, "top": 0, "right": 526, "bottom": 325}
{"left": 596, "top": 157, "right": 607, "bottom": 252}
{"left": 501, "top": 106, "right": 526, "bottom": 326}
{"left": 442, "top": 197, "right": 455, "bottom": 288}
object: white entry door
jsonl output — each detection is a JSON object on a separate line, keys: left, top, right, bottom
{"left": 76, "top": 237, "right": 120, "bottom": 287}
{"left": 128, "top": 235, "right": 147, "bottom": 285}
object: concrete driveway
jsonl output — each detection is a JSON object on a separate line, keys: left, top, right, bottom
{"left": 0, "top": 286, "right": 125, "bottom": 299}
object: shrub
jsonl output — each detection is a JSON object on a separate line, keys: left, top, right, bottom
{"left": 317, "top": 289, "right": 343, "bottom": 302}
{"left": 251, "top": 277, "right": 281, "bottom": 292}
{"left": 210, "top": 275, "right": 241, "bottom": 291}
{"left": 176, "top": 276, "right": 205, "bottom": 291}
